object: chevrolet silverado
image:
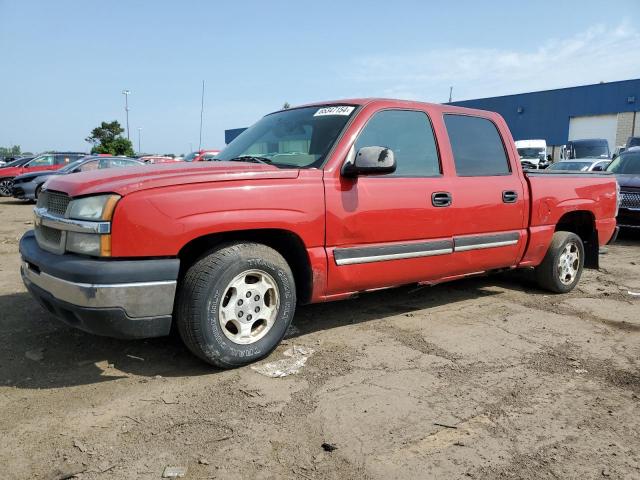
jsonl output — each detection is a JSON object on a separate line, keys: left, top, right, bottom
{"left": 19, "top": 99, "right": 619, "bottom": 367}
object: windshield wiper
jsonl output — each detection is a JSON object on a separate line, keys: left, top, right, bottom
{"left": 227, "top": 156, "right": 272, "bottom": 165}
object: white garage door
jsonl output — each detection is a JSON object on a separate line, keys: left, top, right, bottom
{"left": 568, "top": 114, "right": 617, "bottom": 152}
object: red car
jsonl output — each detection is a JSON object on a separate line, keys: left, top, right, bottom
{"left": 0, "top": 152, "right": 86, "bottom": 196}
{"left": 20, "top": 99, "right": 618, "bottom": 368}
{"left": 183, "top": 149, "right": 221, "bottom": 162}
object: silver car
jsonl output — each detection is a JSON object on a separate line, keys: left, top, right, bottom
{"left": 11, "top": 156, "right": 143, "bottom": 201}
{"left": 546, "top": 159, "right": 611, "bottom": 172}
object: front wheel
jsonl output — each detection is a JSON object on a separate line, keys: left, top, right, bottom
{"left": 176, "top": 242, "right": 296, "bottom": 368}
{"left": 535, "top": 231, "right": 584, "bottom": 293}
{"left": 0, "top": 178, "right": 13, "bottom": 197}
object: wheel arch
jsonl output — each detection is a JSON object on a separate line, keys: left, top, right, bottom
{"left": 555, "top": 210, "right": 598, "bottom": 268}
{"left": 177, "top": 228, "right": 314, "bottom": 304}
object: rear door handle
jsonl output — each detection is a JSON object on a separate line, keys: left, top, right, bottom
{"left": 502, "top": 190, "right": 518, "bottom": 203}
{"left": 432, "top": 191, "right": 452, "bottom": 207}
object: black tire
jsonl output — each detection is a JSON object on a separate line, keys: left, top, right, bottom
{"left": 0, "top": 178, "right": 13, "bottom": 197}
{"left": 176, "top": 242, "right": 296, "bottom": 368}
{"left": 34, "top": 184, "right": 43, "bottom": 200}
{"left": 535, "top": 231, "right": 584, "bottom": 293}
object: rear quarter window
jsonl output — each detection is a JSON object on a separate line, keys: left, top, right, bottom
{"left": 444, "top": 114, "right": 510, "bottom": 176}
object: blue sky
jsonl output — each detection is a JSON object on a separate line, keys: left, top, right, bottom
{"left": 1, "top": 0, "right": 639, "bottom": 154}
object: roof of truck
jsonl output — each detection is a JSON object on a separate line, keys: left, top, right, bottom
{"left": 290, "top": 98, "right": 501, "bottom": 118}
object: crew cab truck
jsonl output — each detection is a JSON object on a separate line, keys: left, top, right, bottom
{"left": 19, "top": 99, "right": 619, "bottom": 368}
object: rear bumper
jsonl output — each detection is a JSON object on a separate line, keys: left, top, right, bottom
{"left": 19, "top": 230, "right": 179, "bottom": 339}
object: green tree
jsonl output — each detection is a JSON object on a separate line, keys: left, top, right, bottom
{"left": 0, "top": 145, "right": 21, "bottom": 157}
{"left": 282, "top": 102, "right": 291, "bottom": 110}
{"left": 85, "top": 121, "right": 134, "bottom": 156}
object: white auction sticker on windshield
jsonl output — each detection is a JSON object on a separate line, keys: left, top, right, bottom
{"left": 314, "top": 106, "right": 355, "bottom": 117}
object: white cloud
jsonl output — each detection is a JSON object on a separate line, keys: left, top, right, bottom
{"left": 347, "top": 22, "right": 640, "bottom": 102}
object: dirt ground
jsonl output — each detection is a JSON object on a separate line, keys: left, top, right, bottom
{"left": 1, "top": 196, "right": 639, "bottom": 480}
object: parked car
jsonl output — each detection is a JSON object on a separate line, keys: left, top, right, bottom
{"left": 515, "top": 139, "right": 548, "bottom": 169}
{"left": 606, "top": 147, "right": 640, "bottom": 229}
{"left": 183, "top": 150, "right": 221, "bottom": 162}
{"left": 0, "top": 156, "right": 35, "bottom": 170}
{"left": 12, "top": 156, "right": 143, "bottom": 201}
{"left": 626, "top": 136, "right": 640, "bottom": 149}
{"left": 139, "top": 155, "right": 181, "bottom": 164}
{"left": 546, "top": 159, "right": 610, "bottom": 172}
{"left": 564, "top": 139, "right": 610, "bottom": 160}
{"left": 19, "top": 99, "right": 618, "bottom": 368}
{"left": 0, "top": 152, "right": 86, "bottom": 197}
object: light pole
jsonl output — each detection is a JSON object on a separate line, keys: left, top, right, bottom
{"left": 198, "top": 80, "right": 205, "bottom": 151}
{"left": 122, "top": 89, "right": 131, "bottom": 141}
{"left": 137, "top": 128, "right": 142, "bottom": 155}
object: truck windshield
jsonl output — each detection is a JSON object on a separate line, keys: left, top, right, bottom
{"left": 517, "top": 148, "right": 544, "bottom": 159}
{"left": 627, "top": 137, "right": 640, "bottom": 148}
{"left": 607, "top": 152, "right": 640, "bottom": 174}
{"left": 573, "top": 143, "right": 609, "bottom": 159}
{"left": 216, "top": 105, "right": 357, "bottom": 169}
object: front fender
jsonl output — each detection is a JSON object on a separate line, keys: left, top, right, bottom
{"left": 110, "top": 174, "right": 325, "bottom": 257}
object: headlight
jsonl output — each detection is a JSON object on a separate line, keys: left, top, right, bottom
{"left": 68, "top": 194, "right": 120, "bottom": 221}
{"left": 66, "top": 232, "right": 102, "bottom": 256}
{"left": 65, "top": 194, "right": 119, "bottom": 256}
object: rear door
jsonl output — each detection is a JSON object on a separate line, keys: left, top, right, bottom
{"left": 443, "top": 114, "right": 527, "bottom": 272}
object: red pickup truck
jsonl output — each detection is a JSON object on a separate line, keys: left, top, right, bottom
{"left": 19, "top": 99, "right": 619, "bottom": 368}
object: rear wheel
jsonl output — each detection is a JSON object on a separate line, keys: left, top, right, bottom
{"left": 34, "top": 184, "right": 43, "bottom": 200}
{"left": 176, "top": 242, "right": 296, "bottom": 368}
{"left": 535, "top": 231, "right": 584, "bottom": 293}
{"left": 0, "top": 178, "right": 13, "bottom": 197}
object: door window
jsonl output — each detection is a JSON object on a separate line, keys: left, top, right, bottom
{"left": 105, "top": 158, "right": 137, "bottom": 168}
{"left": 77, "top": 160, "right": 99, "bottom": 172}
{"left": 29, "top": 155, "right": 55, "bottom": 167}
{"left": 354, "top": 110, "right": 440, "bottom": 176}
{"left": 54, "top": 154, "right": 74, "bottom": 165}
{"left": 444, "top": 115, "right": 510, "bottom": 176}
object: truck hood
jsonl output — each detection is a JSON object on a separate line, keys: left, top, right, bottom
{"left": 14, "top": 171, "right": 60, "bottom": 183}
{"left": 43, "top": 161, "right": 300, "bottom": 197}
{"left": 615, "top": 174, "right": 640, "bottom": 189}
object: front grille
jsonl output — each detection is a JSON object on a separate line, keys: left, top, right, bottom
{"left": 35, "top": 190, "right": 71, "bottom": 254}
{"left": 620, "top": 191, "right": 640, "bottom": 209}
{"left": 39, "top": 225, "right": 62, "bottom": 244}
{"left": 37, "top": 190, "right": 70, "bottom": 216}
{"left": 34, "top": 223, "right": 64, "bottom": 254}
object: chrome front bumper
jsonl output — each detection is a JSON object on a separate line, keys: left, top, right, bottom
{"left": 21, "top": 261, "right": 177, "bottom": 318}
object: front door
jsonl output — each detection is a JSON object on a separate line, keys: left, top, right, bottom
{"left": 324, "top": 108, "right": 455, "bottom": 296}
{"left": 22, "top": 154, "right": 57, "bottom": 175}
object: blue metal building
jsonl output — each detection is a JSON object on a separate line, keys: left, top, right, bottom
{"left": 449, "top": 79, "right": 639, "bottom": 156}
{"left": 225, "top": 79, "right": 640, "bottom": 158}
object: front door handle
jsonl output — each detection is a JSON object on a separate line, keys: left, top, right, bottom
{"left": 432, "top": 191, "right": 452, "bottom": 207}
{"left": 502, "top": 190, "right": 518, "bottom": 203}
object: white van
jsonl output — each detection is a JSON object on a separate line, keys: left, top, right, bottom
{"left": 515, "top": 139, "right": 547, "bottom": 169}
